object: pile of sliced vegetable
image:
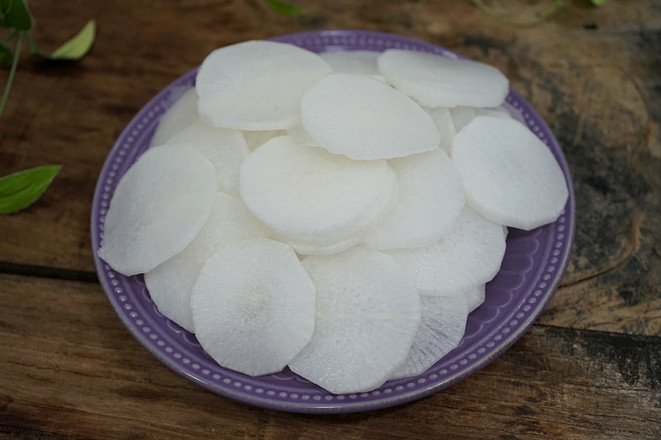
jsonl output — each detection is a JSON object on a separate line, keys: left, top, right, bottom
{"left": 98, "top": 41, "right": 569, "bottom": 394}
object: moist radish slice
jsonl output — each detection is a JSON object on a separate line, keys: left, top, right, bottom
{"left": 386, "top": 208, "right": 507, "bottom": 296}
{"left": 150, "top": 88, "right": 199, "bottom": 146}
{"left": 301, "top": 73, "right": 440, "bottom": 160}
{"left": 426, "top": 106, "right": 456, "bottom": 153}
{"left": 242, "top": 129, "right": 287, "bottom": 151}
{"left": 144, "top": 193, "right": 269, "bottom": 332}
{"left": 377, "top": 49, "right": 509, "bottom": 108}
{"left": 450, "top": 106, "right": 477, "bottom": 132}
{"left": 319, "top": 50, "right": 383, "bottom": 79}
{"left": 290, "top": 247, "right": 421, "bottom": 394}
{"left": 389, "top": 293, "right": 468, "bottom": 380}
{"left": 451, "top": 116, "right": 569, "bottom": 230}
{"left": 163, "top": 121, "right": 249, "bottom": 196}
{"left": 239, "top": 135, "right": 397, "bottom": 244}
{"left": 465, "top": 283, "right": 486, "bottom": 313}
{"left": 196, "top": 40, "right": 332, "bottom": 130}
{"left": 364, "top": 149, "right": 465, "bottom": 250}
{"left": 191, "top": 238, "right": 316, "bottom": 377}
{"left": 98, "top": 143, "right": 216, "bottom": 276}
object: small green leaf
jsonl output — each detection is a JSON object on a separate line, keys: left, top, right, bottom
{"left": 0, "top": 0, "right": 33, "bottom": 31}
{"left": 0, "top": 42, "right": 11, "bottom": 66}
{"left": 266, "top": 0, "right": 304, "bottom": 16}
{"left": 46, "top": 20, "right": 96, "bottom": 60}
{"left": 0, "top": 165, "right": 61, "bottom": 213}
{"left": 591, "top": 0, "right": 605, "bottom": 5}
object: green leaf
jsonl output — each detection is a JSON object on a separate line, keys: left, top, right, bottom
{"left": 47, "top": 19, "right": 96, "bottom": 60}
{"left": 591, "top": 0, "right": 605, "bottom": 5}
{"left": 266, "top": 0, "right": 304, "bottom": 16}
{"left": 0, "top": 165, "right": 61, "bottom": 213}
{"left": 0, "top": 42, "right": 11, "bottom": 66}
{"left": 0, "top": 0, "right": 33, "bottom": 30}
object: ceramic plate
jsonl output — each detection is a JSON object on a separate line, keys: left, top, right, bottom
{"left": 91, "top": 30, "right": 575, "bottom": 414}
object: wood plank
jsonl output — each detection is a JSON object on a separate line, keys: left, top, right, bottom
{"left": 0, "top": 274, "right": 659, "bottom": 439}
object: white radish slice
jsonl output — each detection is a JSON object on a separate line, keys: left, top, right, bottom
{"left": 191, "top": 238, "right": 315, "bottom": 376}
{"left": 377, "top": 49, "right": 509, "bottom": 108}
{"left": 239, "top": 135, "right": 397, "bottom": 245}
{"left": 290, "top": 247, "right": 421, "bottom": 394}
{"left": 426, "top": 106, "right": 456, "bottom": 153}
{"left": 98, "top": 144, "right": 216, "bottom": 276}
{"left": 475, "top": 106, "right": 512, "bottom": 120}
{"left": 243, "top": 129, "right": 287, "bottom": 151}
{"left": 150, "top": 88, "right": 199, "bottom": 146}
{"left": 364, "top": 149, "right": 465, "bottom": 250}
{"left": 386, "top": 208, "right": 507, "bottom": 296}
{"left": 451, "top": 116, "right": 569, "bottom": 230}
{"left": 145, "top": 193, "right": 269, "bottom": 332}
{"left": 196, "top": 40, "right": 332, "bottom": 130}
{"left": 500, "top": 101, "right": 527, "bottom": 125}
{"left": 465, "top": 283, "right": 486, "bottom": 313}
{"left": 389, "top": 293, "right": 468, "bottom": 380}
{"left": 319, "top": 50, "right": 383, "bottom": 79}
{"left": 301, "top": 73, "right": 440, "bottom": 160}
{"left": 286, "top": 120, "right": 322, "bottom": 147}
{"left": 163, "top": 121, "right": 248, "bottom": 196}
{"left": 450, "top": 106, "right": 477, "bottom": 132}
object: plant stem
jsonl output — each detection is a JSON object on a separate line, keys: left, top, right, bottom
{"left": 23, "top": 32, "right": 45, "bottom": 57}
{"left": 0, "top": 31, "right": 23, "bottom": 118}
{"left": 472, "top": 0, "right": 566, "bottom": 27}
{"left": 3, "top": 29, "right": 18, "bottom": 45}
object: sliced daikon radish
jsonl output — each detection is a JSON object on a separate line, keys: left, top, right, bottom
{"left": 286, "top": 120, "right": 322, "bottom": 147}
{"left": 98, "top": 144, "right": 216, "bottom": 276}
{"left": 191, "top": 238, "right": 315, "bottom": 376}
{"left": 290, "top": 247, "right": 421, "bottom": 394}
{"left": 145, "top": 193, "right": 269, "bottom": 332}
{"left": 475, "top": 106, "right": 511, "bottom": 120}
{"left": 364, "top": 149, "right": 465, "bottom": 250}
{"left": 301, "top": 73, "right": 440, "bottom": 160}
{"left": 377, "top": 49, "right": 509, "bottom": 108}
{"left": 390, "top": 293, "right": 468, "bottom": 380}
{"left": 465, "top": 283, "right": 486, "bottom": 313}
{"left": 386, "top": 208, "right": 507, "bottom": 296}
{"left": 450, "top": 106, "right": 477, "bottom": 132}
{"left": 243, "top": 129, "right": 287, "bottom": 151}
{"left": 319, "top": 50, "right": 383, "bottom": 79}
{"left": 451, "top": 116, "right": 569, "bottom": 230}
{"left": 163, "top": 121, "right": 248, "bottom": 196}
{"left": 196, "top": 40, "right": 332, "bottom": 130}
{"left": 239, "top": 135, "right": 397, "bottom": 245}
{"left": 150, "top": 88, "right": 199, "bottom": 146}
{"left": 426, "top": 106, "right": 456, "bottom": 153}
{"left": 500, "top": 101, "right": 527, "bottom": 125}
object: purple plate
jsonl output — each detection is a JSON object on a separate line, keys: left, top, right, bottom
{"left": 91, "top": 30, "right": 575, "bottom": 413}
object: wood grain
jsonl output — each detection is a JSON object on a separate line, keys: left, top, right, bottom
{"left": 0, "top": 274, "right": 659, "bottom": 439}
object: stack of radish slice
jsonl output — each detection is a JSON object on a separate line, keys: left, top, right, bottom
{"left": 98, "top": 41, "right": 569, "bottom": 394}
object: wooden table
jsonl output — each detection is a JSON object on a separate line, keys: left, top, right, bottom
{"left": 1, "top": 1, "right": 660, "bottom": 438}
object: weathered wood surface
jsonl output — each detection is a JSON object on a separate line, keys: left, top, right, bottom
{"left": 1, "top": 0, "right": 660, "bottom": 438}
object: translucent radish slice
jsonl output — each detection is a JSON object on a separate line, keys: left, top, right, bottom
{"left": 389, "top": 293, "right": 468, "bottom": 380}
{"left": 450, "top": 106, "right": 477, "bottom": 132}
{"left": 150, "top": 88, "right": 199, "bottom": 146}
{"left": 98, "top": 144, "right": 216, "bottom": 276}
{"left": 163, "top": 121, "right": 248, "bottom": 196}
{"left": 145, "top": 193, "right": 269, "bottom": 332}
{"left": 364, "top": 149, "right": 465, "bottom": 250}
{"left": 319, "top": 50, "right": 383, "bottom": 79}
{"left": 465, "top": 283, "right": 486, "bottom": 313}
{"left": 191, "top": 238, "right": 315, "bottom": 377}
{"left": 290, "top": 247, "right": 421, "bottom": 394}
{"left": 301, "top": 73, "right": 440, "bottom": 160}
{"left": 426, "top": 107, "right": 456, "bottom": 153}
{"left": 377, "top": 49, "right": 509, "bottom": 108}
{"left": 239, "top": 135, "right": 397, "bottom": 244}
{"left": 196, "top": 41, "right": 332, "bottom": 130}
{"left": 243, "top": 129, "right": 287, "bottom": 151}
{"left": 386, "top": 208, "right": 507, "bottom": 296}
{"left": 451, "top": 116, "right": 569, "bottom": 230}
{"left": 286, "top": 120, "right": 322, "bottom": 147}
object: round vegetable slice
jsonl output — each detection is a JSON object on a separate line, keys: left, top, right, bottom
{"left": 239, "top": 135, "right": 397, "bottom": 245}
{"left": 451, "top": 116, "right": 569, "bottom": 230}
{"left": 290, "top": 247, "right": 421, "bottom": 394}
{"left": 319, "top": 50, "right": 383, "bottom": 79}
{"left": 426, "top": 106, "right": 456, "bottom": 153}
{"left": 145, "top": 193, "right": 269, "bottom": 332}
{"left": 364, "top": 149, "right": 465, "bottom": 250}
{"left": 163, "top": 121, "right": 249, "bottom": 196}
{"left": 300, "top": 73, "right": 440, "bottom": 160}
{"left": 389, "top": 293, "right": 468, "bottom": 380}
{"left": 191, "top": 238, "right": 316, "bottom": 377}
{"left": 386, "top": 208, "right": 507, "bottom": 296}
{"left": 150, "top": 87, "right": 199, "bottom": 146}
{"left": 243, "top": 129, "right": 287, "bottom": 151}
{"left": 98, "top": 143, "right": 216, "bottom": 276}
{"left": 377, "top": 49, "right": 509, "bottom": 108}
{"left": 196, "top": 40, "right": 332, "bottom": 130}
{"left": 465, "top": 283, "right": 486, "bottom": 313}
